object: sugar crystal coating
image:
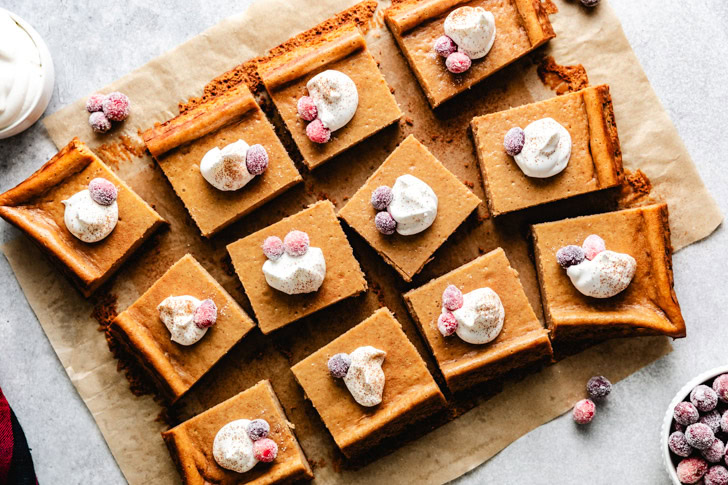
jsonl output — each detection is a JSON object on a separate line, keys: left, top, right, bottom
{"left": 438, "top": 312, "right": 458, "bottom": 337}
{"left": 245, "top": 144, "right": 269, "bottom": 175}
{"left": 691, "top": 384, "right": 719, "bottom": 412}
{"left": 297, "top": 96, "right": 318, "bottom": 121}
{"left": 686, "top": 423, "right": 716, "bottom": 450}
{"left": 705, "top": 466, "right": 728, "bottom": 485}
{"left": 86, "top": 94, "right": 105, "bottom": 113}
{"left": 701, "top": 410, "right": 722, "bottom": 434}
{"left": 670, "top": 431, "right": 694, "bottom": 458}
{"left": 306, "top": 119, "right": 331, "bottom": 143}
{"left": 253, "top": 438, "right": 278, "bottom": 463}
{"left": 702, "top": 439, "right": 726, "bottom": 464}
{"left": 375, "top": 211, "right": 397, "bottom": 235}
{"left": 713, "top": 375, "right": 728, "bottom": 403}
{"left": 328, "top": 353, "right": 351, "bottom": 379}
{"left": 246, "top": 419, "right": 270, "bottom": 441}
{"left": 283, "top": 230, "right": 310, "bottom": 257}
{"left": 573, "top": 398, "right": 595, "bottom": 424}
{"left": 675, "top": 402, "right": 701, "bottom": 426}
{"left": 89, "top": 112, "right": 111, "bottom": 133}
{"left": 262, "top": 236, "right": 284, "bottom": 261}
{"left": 370, "top": 186, "right": 393, "bottom": 211}
{"left": 445, "top": 52, "right": 471, "bottom": 74}
{"left": 102, "top": 92, "right": 130, "bottom": 121}
{"left": 677, "top": 457, "right": 708, "bottom": 484}
{"left": 720, "top": 410, "right": 728, "bottom": 433}
{"left": 586, "top": 375, "right": 612, "bottom": 400}
{"left": 556, "top": 245, "right": 586, "bottom": 269}
{"left": 442, "top": 285, "right": 464, "bottom": 311}
{"left": 504, "top": 127, "right": 525, "bottom": 156}
{"left": 582, "top": 234, "right": 606, "bottom": 260}
{"left": 433, "top": 35, "right": 457, "bottom": 57}
{"left": 193, "top": 299, "right": 217, "bottom": 329}
{"left": 88, "top": 178, "right": 118, "bottom": 206}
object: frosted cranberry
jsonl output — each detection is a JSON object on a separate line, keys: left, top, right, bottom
{"left": 720, "top": 410, "right": 728, "bottom": 434}
{"left": 445, "top": 52, "right": 471, "bottom": 74}
{"left": 442, "top": 285, "right": 464, "bottom": 311}
{"left": 675, "top": 402, "right": 701, "bottom": 426}
{"left": 89, "top": 112, "right": 111, "bottom": 133}
{"left": 433, "top": 35, "right": 457, "bottom": 57}
{"left": 504, "top": 127, "right": 525, "bottom": 156}
{"left": 375, "top": 211, "right": 397, "bottom": 235}
{"left": 253, "top": 438, "right": 278, "bottom": 462}
{"left": 245, "top": 144, "right": 268, "bottom": 175}
{"left": 86, "top": 93, "right": 105, "bottom": 113}
{"left": 102, "top": 92, "right": 130, "bottom": 121}
{"left": 370, "top": 186, "right": 393, "bottom": 210}
{"left": 283, "top": 230, "right": 309, "bottom": 257}
{"left": 193, "top": 299, "right": 217, "bottom": 329}
{"left": 262, "top": 236, "right": 284, "bottom": 260}
{"left": 713, "top": 375, "right": 728, "bottom": 403}
{"left": 582, "top": 234, "right": 606, "bottom": 261}
{"left": 677, "top": 458, "right": 709, "bottom": 484}
{"left": 572, "top": 399, "right": 596, "bottom": 425}
{"left": 88, "top": 178, "right": 117, "bottom": 206}
{"left": 437, "top": 312, "right": 458, "bottom": 337}
{"left": 306, "top": 119, "right": 331, "bottom": 143}
{"left": 702, "top": 439, "right": 726, "bottom": 464}
{"left": 701, "top": 410, "right": 722, "bottom": 434}
{"left": 705, "top": 466, "right": 728, "bottom": 485}
{"left": 586, "top": 375, "right": 612, "bottom": 400}
{"left": 670, "top": 431, "right": 694, "bottom": 458}
{"left": 556, "top": 245, "right": 586, "bottom": 269}
{"left": 297, "top": 96, "right": 318, "bottom": 121}
{"left": 692, "top": 385, "right": 720, "bottom": 412}
{"left": 687, "top": 423, "right": 716, "bottom": 450}
{"left": 246, "top": 419, "right": 270, "bottom": 441}
{"left": 328, "top": 353, "right": 351, "bottom": 379}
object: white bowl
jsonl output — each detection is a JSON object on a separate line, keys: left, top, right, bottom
{"left": 661, "top": 365, "right": 728, "bottom": 484}
{"left": 0, "top": 8, "right": 55, "bottom": 140}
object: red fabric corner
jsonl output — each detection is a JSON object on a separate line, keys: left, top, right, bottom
{"left": 0, "top": 387, "right": 14, "bottom": 482}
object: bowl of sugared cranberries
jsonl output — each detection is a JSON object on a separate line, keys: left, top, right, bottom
{"left": 663, "top": 366, "right": 728, "bottom": 484}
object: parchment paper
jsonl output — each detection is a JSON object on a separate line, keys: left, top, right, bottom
{"left": 2, "top": 0, "right": 721, "bottom": 484}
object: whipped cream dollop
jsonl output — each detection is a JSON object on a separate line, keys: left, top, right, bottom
{"left": 387, "top": 174, "right": 438, "bottom": 236}
{"left": 450, "top": 287, "right": 505, "bottom": 345}
{"left": 213, "top": 419, "right": 258, "bottom": 473}
{"left": 342, "top": 346, "right": 386, "bottom": 407}
{"left": 513, "top": 118, "right": 572, "bottom": 178}
{"left": 200, "top": 140, "right": 254, "bottom": 191}
{"left": 306, "top": 70, "right": 358, "bottom": 132}
{"left": 62, "top": 190, "right": 118, "bottom": 243}
{"left": 263, "top": 247, "right": 326, "bottom": 294}
{"left": 444, "top": 6, "right": 496, "bottom": 60}
{"left": 0, "top": 12, "right": 44, "bottom": 131}
{"left": 157, "top": 296, "right": 208, "bottom": 346}
{"left": 566, "top": 250, "right": 636, "bottom": 298}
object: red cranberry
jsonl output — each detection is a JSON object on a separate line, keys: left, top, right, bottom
{"left": 556, "top": 245, "right": 586, "bottom": 269}
{"left": 297, "top": 96, "right": 318, "bottom": 121}
{"left": 253, "top": 438, "right": 278, "bottom": 462}
{"left": 705, "top": 466, "right": 728, "bottom": 485}
{"left": 442, "top": 285, "right": 464, "bottom": 312}
{"left": 686, "top": 423, "right": 716, "bottom": 450}
{"left": 713, "top": 375, "right": 728, "bottom": 403}
{"left": 246, "top": 419, "right": 270, "bottom": 441}
{"left": 675, "top": 402, "right": 701, "bottom": 426}
{"left": 370, "top": 186, "right": 393, "bottom": 210}
{"left": 88, "top": 178, "right": 118, "bottom": 206}
{"left": 86, "top": 93, "right": 105, "bottom": 113}
{"left": 262, "top": 236, "right": 284, "bottom": 260}
{"left": 503, "top": 127, "right": 525, "bottom": 156}
{"left": 582, "top": 234, "right": 606, "bottom": 260}
{"left": 283, "top": 230, "right": 309, "bottom": 257}
{"left": 586, "top": 375, "right": 612, "bottom": 400}
{"left": 375, "top": 211, "right": 397, "bottom": 235}
{"left": 677, "top": 457, "right": 708, "bottom": 484}
{"left": 89, "top": 112, "right": 111, "bottom": 133}
{"left": 306, "top": 119, "right": 331, "bottom": 143}
{"left": 327, "top": 353, "right": 351, "bottom": 379}
{"left": 701, "top": 410, "right": 722, "bottom": 434}
{"left": 437, "top": 312, "right": 458, "bottom": 337}
{"left": 572, "top": 399, "right": 595, "bottom": 425}
{"left": 433, "top": 35, "right": 457, "bottom": 57}
{"left": 245, "top": 144, "right": 268, "bottom": 175}
{"left": 702, "top": 439, "right": 726, "bottom": 464}
{"left": 445, "top": 52, "right": 471, "bottom": 74}
{"left": 193, "top": 299, "right": 217, "bottom": 329}
{"left": 693, "top": 385, "right": 720, "bottom": 412}
{"left": 102, "top": 92, "right": 130, "bottom": 121}
{"left": 669, "top": 431, "right": 693, "bottom": 458}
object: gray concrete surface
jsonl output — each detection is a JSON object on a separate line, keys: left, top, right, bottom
{"left": 0, "top": 1, "right": 726, "bottom": 483}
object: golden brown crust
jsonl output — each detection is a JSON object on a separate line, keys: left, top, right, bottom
{"left": 583, "top": 84, "right": 624, "bottom": 187}
{"left": 384, "top": 0, "right": 465, "bottom": 35}
{"left": 513, "top": 0, "right": 556, "bottom": 47}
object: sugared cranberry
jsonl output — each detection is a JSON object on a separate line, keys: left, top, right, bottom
{"left": 705, "top": 466, "right": 728, "bottom": 485}
{"left": 677, "top": 457, "right": 709, "bottom": 484}
{"left": 701, "top": 410, "right": 722, "bottom": 434}
{"left": 297, "top": 96, "right": 318, "bottom": 121}
{"left": 702, "top": 439, "right": 726, "bottom": 464}
{"left": 586, "top": 375, "right": 612, "bottom": 400}
{"left": 437, "top": 312, "right": 458, "bottom": 337}
{"left": 556, "top": 245, "right": 586, "bottom": 269}
{"left": 328, "top": 353, "right": 351, "bottom": 379}
{"left": 306, "top": 119, "right": 331, "bottom": 143}
{"left": 433, "top": 35, "right": 457, "bottom": 57}
{"left": 503, "top": 127, "right": 525, "bottom": 156}
{"left": 89, "top": 112, "right": 111, "bottom": 133}
{"left": 713, "top": 375, "right": 728, "bottom": 403}
{"left": 375, "top": 211, "right": 397, "bottom": 235}
{"left": 720, "top": 410, "right": 728, "bottom": 433}
{"left": 686, "top": 423, "right": 716, "bottom": 450}
{"left": 88, "top": 178, "right": 117, "bottom": 206}
{"left": 86, "top": 93, "right": 105, "bottom": 113}
{"left": 283, "top": 230, "right": 309, "bottom": 257}
{"left": 102, "top": 92, "right": 130, "bottom": 121}
{"left": 445, "top": 52, "right": 471, "bottom": 74}
{"left": 572, "top": 399, "right": 596, "bottom": 424}
{"left": 253, "top": 438, "right": 278, "bottom": 462}
{"left": 692, "top": 385, "right": 719, "bottom": 412}
{"left": 582, "top": 234, "right": 606, "bottom": 261}
{"left": 442, "top": 285, "right": 464, "bottom": 311}
{"left": 262, "top": 236, "right": 284, "bottom": 260}
{"left": 370, "top": 186, "right": 393, "bottom": 211}
{"left": 247, "top": 419, "right": 270, "bottom": 441}
{"left": 245, "top": 144, "right": 268, "bottom": 175}
{"left": 669, "top": 431, "right": 693, "bottom": 458}
{"left": 675, "top": 402, "right": 701, "bottom": 426}
{"left": 193, "top": 299, "right": 217, "bottom": 329}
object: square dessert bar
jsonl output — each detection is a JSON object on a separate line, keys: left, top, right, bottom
{"left": 531, "top": 203, "right": 686, "bottom": 342}
{"left": 0, "top": 138, "right": 165, "bottom": 297}
{"left": 142, "top": 83, "right": 301, "bottom": 237}
{"left": 110, "top": 254, "right": 255, "bottom": 402}
{"left": 162, "top": 380, "right": 313, "bottom": 485}
{"left": 385, "top": 0, "right": 555, "bottom": 107}
{"left": 290, "top": 308, "right": 446, "bottom": 458}
{"left": 338, "top": 135, "right": 481, "bottom": 282}
{"left": 471, "top": 85, "right": 623, "bottom": 216}
{"left": 404, "top": 248, "right": 552, "bottom": 392}
{"left": 259, "top": 24, "right": 402, "bottom": 169}
{"left": 227, "top": 200, "right": 367, "bottom": 334}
